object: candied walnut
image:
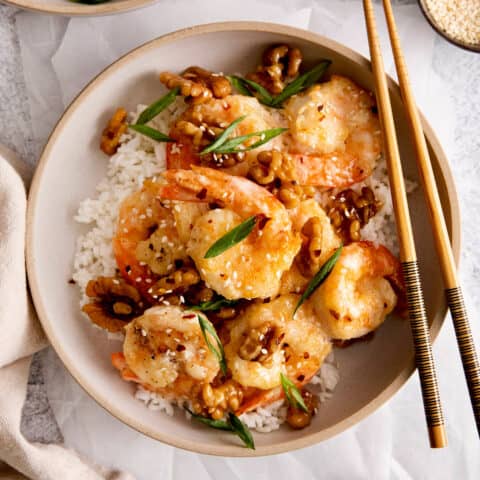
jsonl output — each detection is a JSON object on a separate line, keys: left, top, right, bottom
{"left": 149, "top": 266, "right": 200, "bottom": 297}
{"left": 249, "top": 150, "right": 298, "bottom": 185}
{"left": 159, "top": 66, "right": 231, "bottom": 105}
{"left": 247, "top": 44, "right": 303, "bottom": 95}
{"left": 100, "top": 107, "right": 127, "bottom": 155}
{"left": 286, "top": 389, "right": 319, "bottom": 430}
{"left": 327, "top": 186, "right": 382, "bottom": 243}
{"left": 82, "top": 276, "right": 144, "bottom": 332}
{"left": 297, "top": 217, "right": 325, "bottom": 277}
{"left": 277, "top": 184, "right": 316, "bottom": 209}
{"left": 170, "top": 116, "right": 245, "bottom": 170}
{"left": 184, "top": 284, "right": 215, "bottom": 305}
{"left": 195, "top": 380, "right": 244, "bottom": 419}
{"left": 248, "top": 150, "right": 315, "bottom": 206}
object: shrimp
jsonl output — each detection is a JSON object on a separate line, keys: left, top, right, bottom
{"left": 284, "top": 75, "right": 382, "bottom": 188}
{"left": 280, "top": 199, "right": 342, "bottom": 294}
{"left": 167, "top": 94, "right": 285, "bottom": 173}
{"left": 308, "top": 241, "right": 403, "bottom": 340}
{"left": 223, "top": 294, "right": 331, "bottom": 413}
{"left": 158, "top": 166, "right": 301, "bottom": 300}
{"left": 112, "top": 181, "right": 189, "bottom": 297}
{"left": 120, "top": 306, "right": 220, "bottom": 397}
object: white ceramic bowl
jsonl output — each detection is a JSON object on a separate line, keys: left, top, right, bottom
{"left": 3, "top": 0, "right": 155, "bottom": 16}
{"left": 26, "top": 22, "right": 461, "bottom": 456}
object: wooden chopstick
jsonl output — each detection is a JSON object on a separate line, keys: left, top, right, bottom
{"left": 362, "top": 0, "right": 447, "bottom": 448}
{"left": 381, "top": 0, "right": 480, "bottom": 438}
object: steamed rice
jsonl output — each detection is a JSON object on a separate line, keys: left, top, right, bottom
{"left": 72, "top": 100, "right": 410, "bottom": 433}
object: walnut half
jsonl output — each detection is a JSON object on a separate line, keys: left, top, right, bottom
{"left": 247, "top": 44, "right": 303, "bottom": 95}
{"left": 159, "top": 66, "right": 231, "bottom": 105}
{"left": 82, "top": 276, "right": 144, "bottom": 332}
{"left": 100, "top": 107, "right": 127, "bottom": 155}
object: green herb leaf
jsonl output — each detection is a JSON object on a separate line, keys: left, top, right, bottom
{"left": 189, "top": 296, "right": 239, "bottom": 312}
{"left": 271, "top": 60, "right": 331, "bottom": 106}
{"left": 280, "top": 373, "right": 308, "bottom": 413}
{"left": 228, "top": 76, "right": 274, "bottom": 105}
{"left": 227, "top": 76, "right": 254, "bottom": 97}
{"left": 128, "top": 124, "right": 174, "bottom": 142}
{"left": 204, "top": 216, "right": 257, "bottom": 259}
{"left": 200, "top": 116, "right": 247, "bottom": 155}
{"left": 186, "top": 408, "right": 233, "bottom": 431}
{"left": 197, "top": 314, "right": 227, "bottom": 376}
{"left": 294, "top": 244, "right": 343, "bottom": 315}
{"left": 186, "top": 409, "right": 255, "bottom": 449}
{"left": 228, "top": 413, "right": 255, "bottom": 450}
{"left": 213, "top": 127, "right": 288, "bottom": 154}
{"left": 135, "top": 87, "right": 179, "bottom": 125}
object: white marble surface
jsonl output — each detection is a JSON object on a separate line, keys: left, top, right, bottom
{"left": 1, "top": 0, "right": 479, "bottom": 478}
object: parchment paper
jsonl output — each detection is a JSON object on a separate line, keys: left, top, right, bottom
{"left": 15, "top": 1, "right": 479, "bottom": 478}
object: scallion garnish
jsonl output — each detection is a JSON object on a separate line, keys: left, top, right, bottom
{"left": 186, "top": 408, "right": 255, "bottom": 449}
{"left": 204, "top": 215, "right": 257, "bottom": 259}
{"left": 128, "top": 124, "right": 174, "bottom": 142}
{"left": 200, "top": 117, "right": 287, "bottom": 156}
{"left": 280, "top": 373, "right": 308, "bottom": 413}
{"left": 228, "top": 76, "right": 274, "bottom": 105}
{"left": 229, "top": 60, "right": 331, "bottom": 107}
{"left": 270, "top": 60, "right": 331, "bottom": 106}
{"left": 200, "top": 116, "right": 247, "bottom": 154}
{"left": 185, "top": 408, "right": 233, "bottom": 430}
{"left": 197, "top": 314, "right": 227, "bottom": 375}
{"left": 228, "top": 413, "right": 255, "bottom": 450}
{"left": 189, "top": 296, "right": 239, "bottom": 312}
{"left": 211, "top": 128, "right": 288, "bottom": 154}
{"left": 294, "top": 244, "right": 343, "bottom": 315}
{"left": 135, "top": 87, "right": 180, "bottom": 125}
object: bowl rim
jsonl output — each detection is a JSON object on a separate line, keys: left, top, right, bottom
{"left": 26, "top": 21, "right": 461, "bottom": 457}
{"left": 417, "top": 0, "right": 480, "bottom": 53}
{"left": 2, "top": 0, "right": 156, "bottom": 17}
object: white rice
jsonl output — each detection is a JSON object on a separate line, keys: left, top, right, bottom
{"left": 72, "top": 100, "right": 186, "bottom": 304}
{"left": 71, "top": 100, "right": 410, "bottom": 433}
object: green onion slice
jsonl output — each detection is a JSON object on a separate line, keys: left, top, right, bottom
{"left": 128, "top": 124, "right": 174, "bottom": 142}
{"left": 197, "top": 314, "right": 227, "bottom": 376}
{"left": 135, "top": 87, "right": 179, "bottom": 125}
{"left": 204, "top": 216, "right": 257, "bottom": 259}
{"left": 294, "top": 244, "right": 343, "bottom": 315}
{"left": 280, "top": 373, "right": 308, "bottom": 413}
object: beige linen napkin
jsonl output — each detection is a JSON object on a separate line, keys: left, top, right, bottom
{"left": 0, "top": 145, "right": 134, "bottom": 480}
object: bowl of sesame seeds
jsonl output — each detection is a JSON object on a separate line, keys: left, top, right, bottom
{"left": 419, "top": 0, "right": 480, "bottom": 52}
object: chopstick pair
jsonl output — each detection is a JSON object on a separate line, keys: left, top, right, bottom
{"left": 362, "top": 0, "right": 480, "bottom": 448}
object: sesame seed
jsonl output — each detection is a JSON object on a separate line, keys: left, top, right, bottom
{"left": 425, "top": 0, "right": 480, "bottom": 45}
